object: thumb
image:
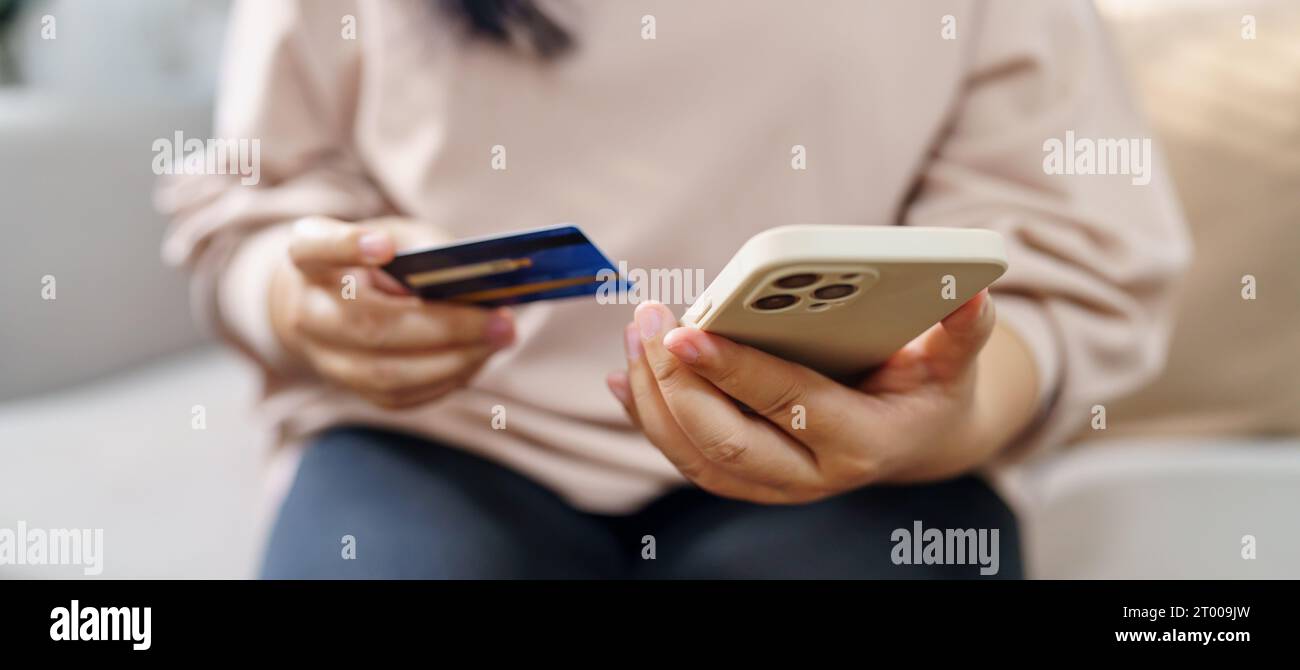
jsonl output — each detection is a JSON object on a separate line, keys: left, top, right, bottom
{"left": 288, "top": 216, "right": 395, "bottom": 280}
{"left": 914, "top": 289, "right": 996, "bottom": 381}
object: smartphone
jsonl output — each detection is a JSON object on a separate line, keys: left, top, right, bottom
{"left": 680, "top": 225, "right": 1007, "bottom": 378}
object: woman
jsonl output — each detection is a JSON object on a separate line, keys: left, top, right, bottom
{"left": 161, "top": 0, "right": 1189, "bottom": 578}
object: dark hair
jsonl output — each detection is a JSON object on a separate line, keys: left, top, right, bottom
{"left": 440, "top": 0, "right": 572, "bottom": 59}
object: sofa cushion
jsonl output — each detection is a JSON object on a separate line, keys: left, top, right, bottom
{"left": 1080, "top": 1, "right": 1300, "bottom": 439}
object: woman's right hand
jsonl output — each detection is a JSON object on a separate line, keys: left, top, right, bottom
{"left": 269, "top": 216, "right": 515, "bottom": 409}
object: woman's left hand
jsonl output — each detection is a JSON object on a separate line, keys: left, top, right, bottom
{"left": 607, "top": 290, "right": 1034, "bottom": 504}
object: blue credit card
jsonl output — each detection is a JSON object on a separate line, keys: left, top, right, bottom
{"left": 382, "top": 224, "right": 630, "bottom": 307}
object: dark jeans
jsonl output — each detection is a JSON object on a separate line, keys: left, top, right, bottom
{"left": 261, "top": 426, "right": 1022, "bottom": 579}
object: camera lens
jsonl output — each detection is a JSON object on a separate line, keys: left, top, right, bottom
{"left": 813, "top": 284, "right": 857, "bottom": 300}
{"left": 751, "top": 294, "right": 799, "bottom": 311}
{"left": 773, "top": 273, "right": 820, "bottom": 289}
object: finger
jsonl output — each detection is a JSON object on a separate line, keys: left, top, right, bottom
{"left": 297, "top": 286, "right": 515, "bottom": 352}
{"left": 289, "top": 217, "right": 395, "bottom": 281}
{"left": 360, "top": 356, "right": 488, "bottom": 408}
{"left": 635, "top": 302, "right": 820, "bottom": 486}
{"left": 623, "top": 322, "right": 711, "bottom": 479}
{"left": 912, "top": 289, "right": 996, "bottom": 382}
{"left": 368, "top": 267, "right": 412, "bottom": 296}
{"left": 361, "top": 378, "right": 465, "bottom": 410}
{"left": 605, "top": 371, "right": 641, "bottom": 428}
{"left": 658, "top": 316, "right": 852, "bottom": 444}
{"left": 301, "top": 339, "right": 494, "bottom": 396}
{"left": 622, "top": 321, "right": 774, "bottom": 498}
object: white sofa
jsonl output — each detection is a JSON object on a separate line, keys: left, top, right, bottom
{"left": 0, "top": 87, "right": 272, "bottom": 578}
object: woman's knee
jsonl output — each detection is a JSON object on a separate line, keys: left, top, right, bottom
{"left": 644, "top": 477, "right": 1022, "bottom": 579}
{"left": 261, "top": 427, "right": 622, "bottom": 579}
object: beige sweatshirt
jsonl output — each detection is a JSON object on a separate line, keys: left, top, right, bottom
{"left": 159, "top": 0, "right": 1189, "bottom": 513}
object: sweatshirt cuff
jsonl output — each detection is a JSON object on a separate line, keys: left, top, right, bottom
{"left": 991, "top": 293, "right": 1064, "bottom": 434}
{"left": 217, "top": 223, "right": 296, "bottom": 371}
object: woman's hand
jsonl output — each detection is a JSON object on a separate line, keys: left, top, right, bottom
{"left": 606, "top": 291, "right": 1040, "bottom": 503}
{"left": 269, "top": 216, "right": 515, "bottom": 409}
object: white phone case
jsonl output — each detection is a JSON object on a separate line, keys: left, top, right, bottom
{"left": 681, "top": 226, "right": 1007, "bottom": 378}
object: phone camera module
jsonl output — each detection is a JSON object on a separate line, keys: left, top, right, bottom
{"left": 752, "top": 294, "right": 800, "bottom": 311}
{"left": 773, "top": 273, "right": 820, "bottom": 289}
{"left": 812, "top": 284, "right": 857, "bottom": 300}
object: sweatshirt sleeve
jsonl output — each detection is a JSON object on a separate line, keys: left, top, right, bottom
{"left": 156, "top": 0, "right": 390, "bottom": 371}
{"left": 903, "top": 0, "right": 1192, "bottom": 456}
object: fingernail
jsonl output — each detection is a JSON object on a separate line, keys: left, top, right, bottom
{"left": 359, "top": 232, "right": 392, "bottom": 263}
{"left": 663, "top": 330, "right": 700, "bottom": 364}
{"left": 979, "top": 291, "right": 991, "bottom": 318}
{"left": 486, "top": 312, "right": 514, "bottom": 347}
{"left": 624, "top": 323, "right": 643, "bottom": 360}
{"left": 635, "top": 303, "right": 663, "bottom": 340}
